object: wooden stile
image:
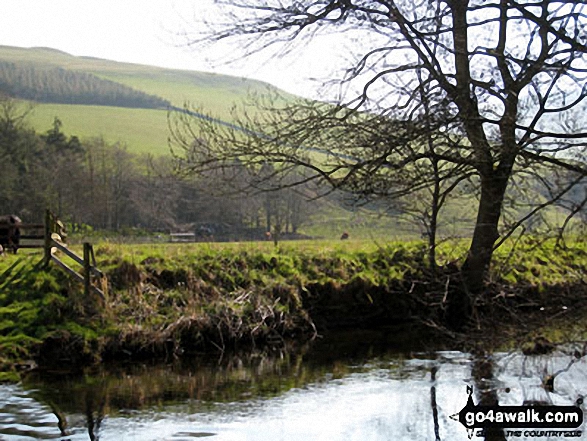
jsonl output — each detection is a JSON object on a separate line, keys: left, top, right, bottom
{"left": 2, "top": 209, "right": 106, "bottom": 301}
{"left": 41, "top": 210, "right": 106, "bottom": 300}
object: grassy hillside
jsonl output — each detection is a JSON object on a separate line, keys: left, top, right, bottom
{"left": 27, "top": 104, "right": 170, "bottom": 155}
{"left": 0, "top": 45, "right": 283, "bottom": 154}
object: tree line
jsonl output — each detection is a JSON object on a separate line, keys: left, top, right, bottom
{"left": 0, "top": 61, "right": 171, "bottom": 109}
{"left": 0, "top": 98, "right": 315, "bottom": 240}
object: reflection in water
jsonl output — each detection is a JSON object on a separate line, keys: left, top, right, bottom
{"left": 469, "top": 344, "right": 587, "bottom": 441}
{"left": 430, "top": 365, "right": 442, "bottom": 441}
{"left": 85, "top": 391, "right": 105, "bottom": 441}
{"left": 471, "top": 352, "right": 506, "bottom": 441}
{"left": 0, "top": 334, "right": 585, "bottom": 441}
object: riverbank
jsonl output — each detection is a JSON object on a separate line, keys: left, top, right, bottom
{"left": 1, "top": 238, "right": 586, "bottom": 382}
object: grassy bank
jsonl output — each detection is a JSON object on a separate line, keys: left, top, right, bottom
{"left": 1, "top": 238, "right": 586, "bottom": 381}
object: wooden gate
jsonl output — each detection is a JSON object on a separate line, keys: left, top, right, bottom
{"left": 5, "top": 210, "right": 106, "bottom": 299}
{"left": 42, "top": 211, "right": 106, "bottom": 300}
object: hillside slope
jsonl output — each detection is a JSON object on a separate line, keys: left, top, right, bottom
{"left": 0, "top": 45, "right": 284, "bottom": 154}
{"left": 0, "top": 60, "right": 172, "bottom": 109}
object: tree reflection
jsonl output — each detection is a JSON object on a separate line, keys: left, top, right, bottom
{"left": 85, "top": 391, "right": 105, "bottom": 441}
{"left": 471, "top": 352, "right": 506, "bottom": 441}
{"left": 17, "top": 331, "right": 453, "bottom": 440}
{"left": 430, "top": 365, "right": 442, "bottom": 441}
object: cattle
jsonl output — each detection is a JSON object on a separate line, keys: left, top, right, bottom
{"left": 0, "top": 215, "right": 21, "bottom": 254}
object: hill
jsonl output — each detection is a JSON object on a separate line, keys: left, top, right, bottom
{"left": 0, "top": 60, "right": 171, "bottom": 109}
{"left": 0, "top": 45, "right": 284, "bottom": 154}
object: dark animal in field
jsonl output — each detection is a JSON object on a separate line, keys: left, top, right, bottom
{"left": 340, "top": 232, "right": 349, "bottom": 240}
{"left": 0, "top": 215, "right": 21, "bottom": 253}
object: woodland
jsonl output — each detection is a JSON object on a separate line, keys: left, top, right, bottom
{"left": 0, "top": 61, "right": 170, "bottom": 109}
{"left": 0, "top": 97, "right": 314, "bottom": 240}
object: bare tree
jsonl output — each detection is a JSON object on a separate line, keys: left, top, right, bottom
{"left": 130, "top": 154, "right": 181, "bottom": 231}
{"left": 174, "top": 1, "right": 587, "bottom": 314}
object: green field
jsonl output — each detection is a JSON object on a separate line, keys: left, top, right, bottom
{"left": 27, "top": 104, "right": 168, "bottom": 154}
{"left": 0, "top": 45, "right": 287, "bottom": 155}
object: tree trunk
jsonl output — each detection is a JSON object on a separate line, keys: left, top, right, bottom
{"left": 427, "top": 158, "right": 440, "bottom": 274}
{"left": 462, "top": 174, "right": 509, "bottom": 292}
{"left": 445, "top": 173, "right": 510, "bottom": 330}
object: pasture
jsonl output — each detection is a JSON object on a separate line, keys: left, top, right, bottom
{"left": 0, "top": 45, "right": 287, "bottom": 155}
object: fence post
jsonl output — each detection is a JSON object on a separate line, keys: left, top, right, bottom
{"left": 44, "top": 209, "right": 52, "bottom": 267}
{"left": 83, "top": 242, "right": 91, "bottom": 297}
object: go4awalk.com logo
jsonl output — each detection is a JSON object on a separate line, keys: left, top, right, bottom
{"left": 451, "top": 386, "right": 584, "bottom": 438}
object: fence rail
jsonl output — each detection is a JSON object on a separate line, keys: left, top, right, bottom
{"left": 41, "top": 210, "right": 106, "bottom": 300}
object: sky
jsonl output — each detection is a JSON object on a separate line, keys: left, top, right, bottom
{"left": 0, "top": 0, "right": 345, "bottom": 99}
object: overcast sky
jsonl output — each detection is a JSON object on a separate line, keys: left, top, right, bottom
{"left": 0, "top": 0, "right": 346, "bottom": 99}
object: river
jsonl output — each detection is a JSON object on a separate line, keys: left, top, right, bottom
{"left": 1, "top": 331, "right": 585, "bottom": 440}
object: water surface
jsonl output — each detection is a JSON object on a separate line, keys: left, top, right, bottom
{"left": 1, "top": 332, "right": 585, "bottom": 440}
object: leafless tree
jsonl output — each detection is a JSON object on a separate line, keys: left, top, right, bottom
{"left": 173, "top": 1, "right": 587, "bottom": 314}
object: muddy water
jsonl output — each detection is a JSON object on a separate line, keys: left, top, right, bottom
{"left": 0, "top": 333, "right": 585, "bottom": 441}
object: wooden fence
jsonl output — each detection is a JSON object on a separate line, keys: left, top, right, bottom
{"left": 16, "top": 210, "right": 106, "bottom": 299}
{"left": 44, "top": 211, "right": 106, "bottom": 299}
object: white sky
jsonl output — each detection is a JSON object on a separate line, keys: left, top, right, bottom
{"left": 0, "top": 0, "right": 345, "bottom": 99}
